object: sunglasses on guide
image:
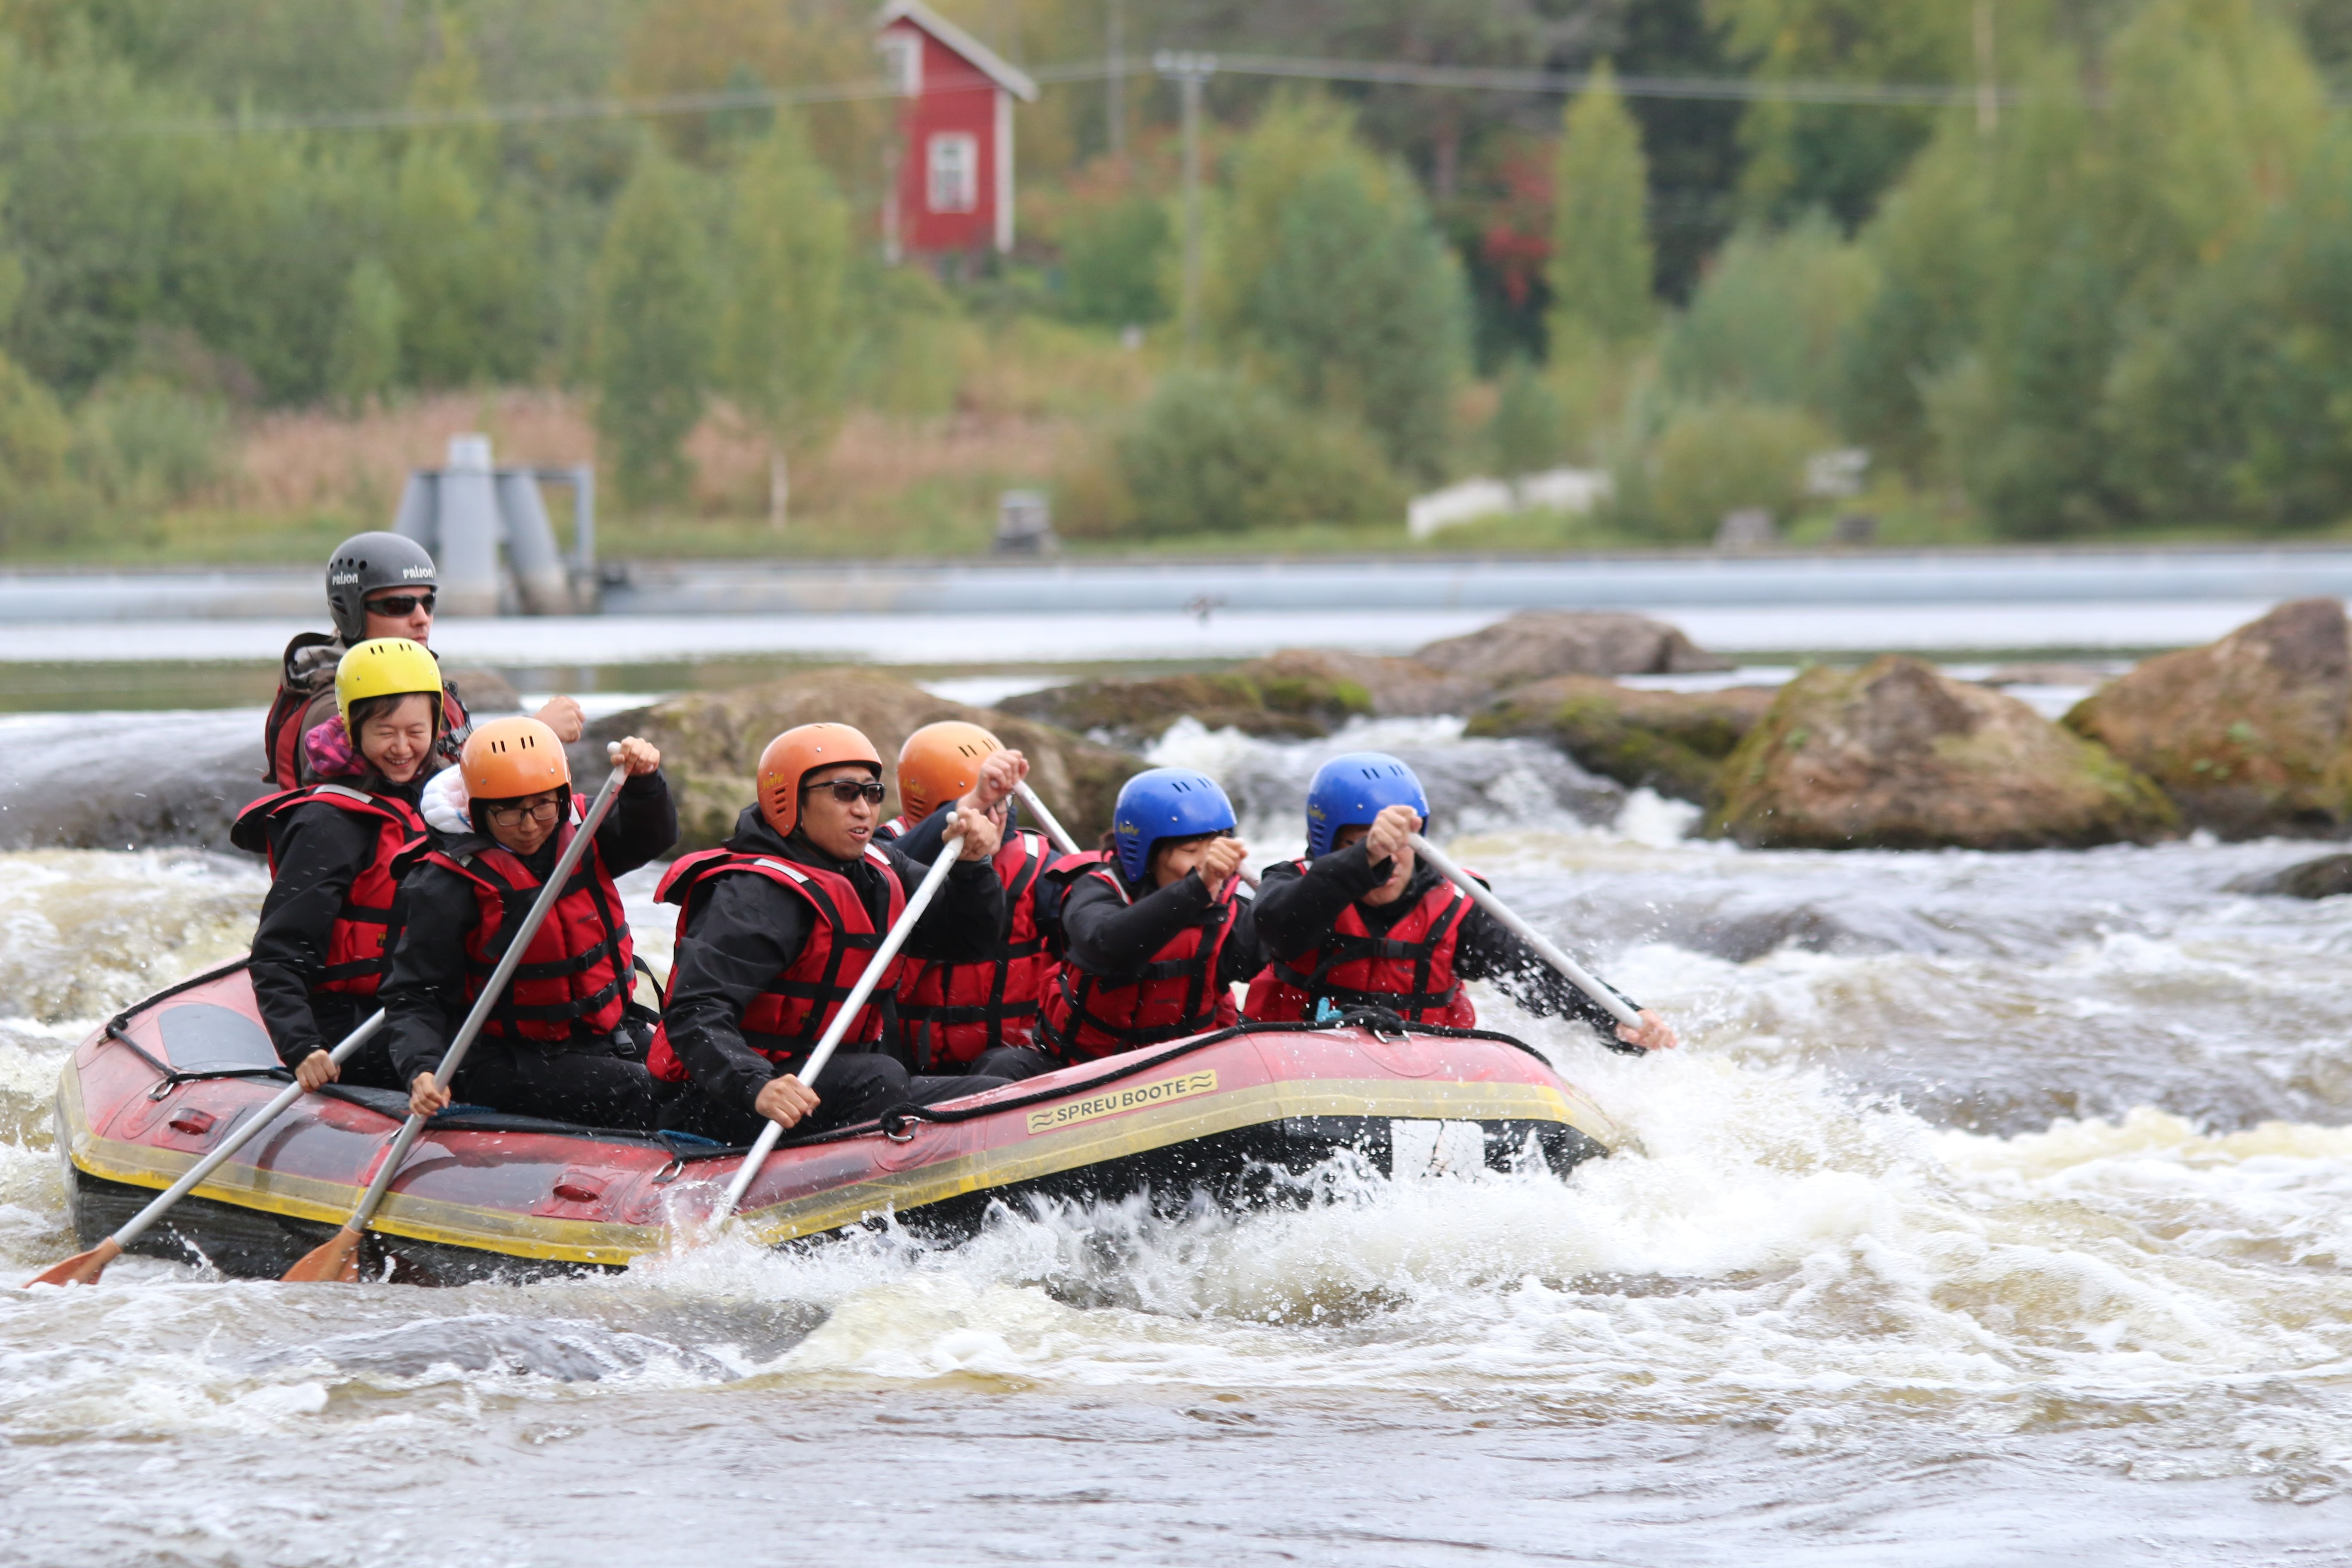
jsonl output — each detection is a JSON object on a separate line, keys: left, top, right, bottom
{"left": 803, "top": 779, "right": 887, "bottom": 805}
{"left": 366, "top": 591, "right": 437, "bottom": 616}
{"left": 485, "top": 796, "right": 563, "bottom": 827}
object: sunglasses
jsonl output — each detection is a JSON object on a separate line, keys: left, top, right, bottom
{"left": 802, "top": 779, "right": 886, "bottom": 805}
{"left": 366, "top": 591, "right": 437, "bottom": 617}
{"left": 485, "top": 796, "right": 563, "bottom": 827}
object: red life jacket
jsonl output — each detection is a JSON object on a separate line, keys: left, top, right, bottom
{"left": 876, "top": 813, "right": 916, "bottom": 842}
{"left": 643, "top": 844, "right": 908, "bottom": 1083}
{"left": 262, "top": 632, "right": 471, "bottom": 789}
{"left": 419, "top": 812, "right": 633, "bottom": 1043}
{"left": 895, "top": 828, "right": 1059, "bottom": 1066}
{"left": 1242, "top": 861, "right": 1479, "bottom": 1027}
{"left": 1037, "top": 863, "right": 1240, "bottom": 1061}
{"left": 231, "top": 782, "right": 426, "bottom": 999}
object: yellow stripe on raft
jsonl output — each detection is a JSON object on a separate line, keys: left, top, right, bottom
{"left": 58, "top": 1060, "right": 1620, "bottom": 1267}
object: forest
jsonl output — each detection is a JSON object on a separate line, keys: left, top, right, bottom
{"left": 0, "top": 0, "right": 2347, "bottom": 560}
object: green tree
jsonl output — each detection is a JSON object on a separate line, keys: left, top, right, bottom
{"left": 326, "top": 258, "right": 404, "bottom": 411}
{"left": 1489, "top": 356, "right": 1563, "bottom": 476}
{"left": 715, "top": 116, "right": 851, "bottom": 529}
{"left": 1662, "top": 212, "right": 1877, "bottom": 415}
{"left": 1114, "top": 369, "right": 1403, "bottom": 536}
{"left": 1062, "top": 195, "right": 1172, "bottom": 328}
{"left": 1207, "top": 95, "right": 1397, "bottom": 344}
{"left": 1547, "top": 63, "right": 1654, "bottom": 354}
{"left": 1246, "top": 162, "right": 1468, "bottom": 481}
{"left": 590, "top": 150, "right": 715, "bottom": 511}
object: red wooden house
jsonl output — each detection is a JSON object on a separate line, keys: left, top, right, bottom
{"left": 876, "top": 0, "right": 1038, "bottom": 260}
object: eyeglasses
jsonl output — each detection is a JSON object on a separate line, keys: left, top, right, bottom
{"left": 366, "top": 591, "right": 437, "bottom": 617}
{"left": 802, "top": 779, "right": 886, "bottom": 805}
{"left": 485, "top": 796, "right": 563, "bottom": 827}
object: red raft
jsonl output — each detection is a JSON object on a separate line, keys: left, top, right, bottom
{"left": 54, "top": 961, "right": 1626, "bottom": 1284}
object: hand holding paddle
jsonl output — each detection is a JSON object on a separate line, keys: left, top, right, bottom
{"left": 282, "top": 750, "right": 634, "bottom": 1283}
{"left": 1407, "top": 831, "right": 1675, "bottom": 1055}
{"left": 707, "top": 825, "right": 973, "bottom": 1230}
{"left": 25, "top": 1010, "right": 389, "bottom": 1286}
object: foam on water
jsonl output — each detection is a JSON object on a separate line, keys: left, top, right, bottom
{"left": 4, "top": 720, "right": 2352, "bottom": 1559}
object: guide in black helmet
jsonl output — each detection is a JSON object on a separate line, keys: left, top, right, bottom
{"left": 262, "top": 530, "right": 588, "bottom": 789}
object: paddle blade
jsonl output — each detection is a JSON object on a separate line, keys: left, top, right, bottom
{"left": 280, "top": 1227, "right": 363, "bottom": 1283}
{"left": 24, "top": 1237, "right": 122, "bottom": 1287}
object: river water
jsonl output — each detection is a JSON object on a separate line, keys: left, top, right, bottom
{"left": 4, "top": 698, "right": 2352, "bottom": 1565}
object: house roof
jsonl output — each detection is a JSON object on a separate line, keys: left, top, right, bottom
{"left": 876, "top": 0, "right": 1039, "bottom": 103}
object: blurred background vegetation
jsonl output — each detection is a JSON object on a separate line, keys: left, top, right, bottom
{"left": 0, "top": 0, "right": 2345, "bottom": 562}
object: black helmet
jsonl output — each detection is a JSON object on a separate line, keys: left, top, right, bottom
{"left": 325, "top": 532, "right": 438, "bottom": 642}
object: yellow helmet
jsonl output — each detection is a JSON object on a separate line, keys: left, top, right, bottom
{"left": 334, "top": 637, "right": 444, "bottom": 730}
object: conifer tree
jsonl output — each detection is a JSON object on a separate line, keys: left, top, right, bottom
{"left": 715, "top": 116, "right": 852, "bottom": 530}
{"left": 591, "top": 150, "right": 715, "bottom": 511}
{"left": 1547, "top": 64, "right": 1654, "bottom": 354}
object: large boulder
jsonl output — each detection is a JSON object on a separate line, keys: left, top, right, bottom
{"left": 583, "top": 668, "right": 1144, "bottom": 852}
{"left": 998, "top": 668, "right": 1351, "bottom": 747}
{"left": 2064, "top": 598, "right": 2352, "bottom": 838}
{"left": 1465, "top": 676, "right": 1780, "bottom": 802}
{"left": 0, "top": 710, "right": 269, "bottom": 851}
{"left": 2228, "top": 853, "right": 2352, "bottom": 899}
{"left": 1411, "top": 610, "right": 1733, "bottom": 685}
{"left": 1709, "top": 656, "right": 2179, "bottom": 850}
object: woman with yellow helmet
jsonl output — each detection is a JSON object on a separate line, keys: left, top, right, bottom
{"left": 231, "top": 639, "right": 450, "bottom": 1093}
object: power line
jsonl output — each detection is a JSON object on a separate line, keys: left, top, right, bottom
{"left": 0, "top": 52, "right": 2026, "bottom": 141}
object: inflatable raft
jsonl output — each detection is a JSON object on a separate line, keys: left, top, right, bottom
{"left": 53, "top": 961, "right": 1626, "bottom": 1284}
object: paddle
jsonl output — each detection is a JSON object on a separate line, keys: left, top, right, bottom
{"left": 282, "top": 751, "right": 631, "bottom": 1283}
{"left": 705, "top": 827, "right": 968, "bottom": 1231}
{"left": 1406, "top": 831, "right": 1645, "bottom": 1035}
{"left": 25, "top": 1010, "right": 389, "bottom": 1286}
{"left": 1013, "top": 780, "right": 1080, "bottom": 855}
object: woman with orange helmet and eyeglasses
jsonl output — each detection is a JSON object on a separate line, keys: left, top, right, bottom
{"left": 647, "top": 722, "right": 1012, "bottom": 1145}
{"left": 380, "top": 716, "right": 676, "bottom": 1130}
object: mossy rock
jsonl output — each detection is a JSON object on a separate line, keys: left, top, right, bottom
{"left": 2065, "top": 597, "right": 2352, "bottom": 838}
{"left": 583, "top": 667, "right": 1144, "bottom": 854}
{"left": 1466, "top": 675, "right": 1778, "bottom": 802}
{"left": 1709, "top": 656, "right": 2179, "bottom": 850}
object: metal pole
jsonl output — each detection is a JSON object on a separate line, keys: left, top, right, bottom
{"left": 1106, "top": 0, "right": 1124, "bottom": 158}
{"left": 1974, "top": 0, "right": 1997, "bottom": 136}
{"left": 1155, "top": 52, "right": 1215, "bottom": 356}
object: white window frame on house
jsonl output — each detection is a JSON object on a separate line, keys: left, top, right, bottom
{"left": 927, "top": 132, "right": 979, "bottom": 214}
{"left": 877, "top": 32, "right": 921, "bottom": 97}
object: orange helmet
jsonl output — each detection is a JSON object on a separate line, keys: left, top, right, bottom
{"left": 897, "top": 720, "right": 1001, "bottom": 824}
{"left": 461, "top": 716, "right": 570, "bottom": 802}
{"left": 758, "top": 722, "right": 883, "bottom": 839}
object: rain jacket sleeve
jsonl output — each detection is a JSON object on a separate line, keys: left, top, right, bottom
{"left": 660, "top": 875, "right": 817, "bottom": 1115}
{"left": 380, "top": 864, "right": 482, "bottom": 1088}
{"left": 1452, "top": 907, "right": 1638, "bottom": 1041}
{"left": 248, "top": 802, "right": 380, "bottom": 1069}
{"left": 594, "top": 769, "right": 678, "bottom": 878}
{"left": 1061, "top": 870, "right": 1263, "bottom": 988}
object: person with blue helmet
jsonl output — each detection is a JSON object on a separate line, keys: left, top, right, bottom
{"left": 1037, "top": 766, "right": 1265, "bottom": 1060}
{"left": 1245, "top": 752, "right": 1676, "bottom": 1053}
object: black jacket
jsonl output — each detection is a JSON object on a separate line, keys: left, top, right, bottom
{"left": 1057, "top": 860, "right": 1263, "bottom": 991}
{"left": 659, "top": 806, "right": 1008, "bottom": 1114}
{"left": 885, "top": 800, "right": 1075, "bottom": 949}
{"left": 1252, "top": 845, "right": 1635, "bottom": 1039}
{"left": 246, "top": 775, "right": 425, "bottom": 1069}
{"left": 383, "top": 771, "right": 678, "bottom": 1086}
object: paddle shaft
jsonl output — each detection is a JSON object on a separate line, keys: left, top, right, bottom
{"left": 1012, "top": 781, "right": 1081, "bottom": 856}
{"left": 101, "top": 1011, "right": 387, "bottom": 1253}
{"left": 337, "top": 762, "right": 632, "bottom": 1240}
{"left": 1406, "top": 832, "right": 1640, "bottom": 1029}
{"left": 716, "top": 830, "right": 968, "bottom": 1221}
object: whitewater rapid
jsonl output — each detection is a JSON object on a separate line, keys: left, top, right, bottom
{"left": 3, "top": 719, "right": 2352, "bottom": 1563}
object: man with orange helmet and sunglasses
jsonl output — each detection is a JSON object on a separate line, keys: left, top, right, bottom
{"left": 649, "top": 722, "right": 1012, "bottom": 1145}
{"left": 263, "top": 531, "right": 587, "bottom": 789}
{"left": 383, "top": 716, "right": 677, "bottom": 1130}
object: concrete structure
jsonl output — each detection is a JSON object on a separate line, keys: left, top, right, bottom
{"left": 390, "top": 435, "right": 595, "bottom": 616}
{"left": 876, "top": 0, "right": 1038, "bottom": 260}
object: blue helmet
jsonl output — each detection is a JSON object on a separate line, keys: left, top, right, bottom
{"left": 1305, "top": 752, "right": 1429, "bottom": 859}
{"left": 1112, "top": 767, "right": 1237, "bottom": 882}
